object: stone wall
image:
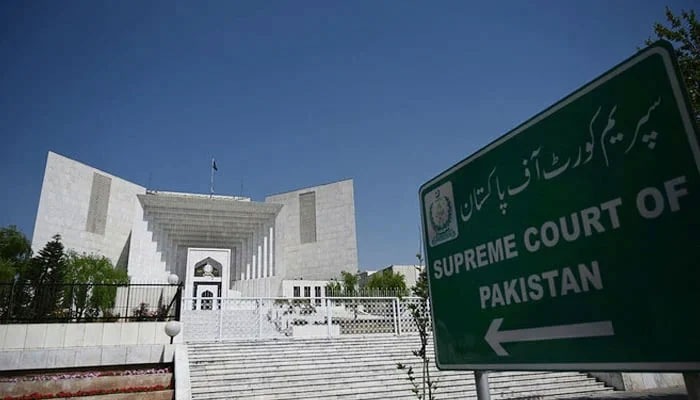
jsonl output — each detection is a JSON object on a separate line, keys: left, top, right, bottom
{"left": 0, "top": 322, "right": 179, "bottom": 371}
{"left": 32, "top": 152, "right": 145, "bottom": 268}
{"left": 266, "top": 179, "right": 359, "bottom": 283}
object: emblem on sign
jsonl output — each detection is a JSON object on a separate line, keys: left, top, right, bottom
{"left": 425, "top": 181, "right": 459, "bottom": 247}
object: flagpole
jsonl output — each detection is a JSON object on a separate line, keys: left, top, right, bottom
{"left": 210, "top": 157, "right": 215, "bottom": 198}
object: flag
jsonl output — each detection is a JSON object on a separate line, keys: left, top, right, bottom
{"left": 212, "top": 159, "right": 218, "bottom": 171}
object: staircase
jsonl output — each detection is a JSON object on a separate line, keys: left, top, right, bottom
{"left": 188, "top": 335, "right": 614, "bottom": 399}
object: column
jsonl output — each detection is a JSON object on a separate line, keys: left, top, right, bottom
{"left": 252, "top": 255, "right": 257, "bottom": 280}
{"left": 252, "top": 230, "right": 259, "bottom": 280}
{"left": 257, "top": 238, "right": 262, "bottom": 280}
{"left": 269, "top": 225, "right": 274, "bottom": 277}
{"left": 238, "top": 244, "right": 244, "bottom": 281}
{"left": 263, "top": 232, "right": 268, "bottom": 278}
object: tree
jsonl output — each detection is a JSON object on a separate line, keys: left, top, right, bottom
{"left": 340, "top": 271, "right": 358, "bottom": 295}
{"left": 397, "top": 253, "right": 437, "bottom": 400}
{"left": 0, "top": 225, "right": 32, "bottom": 282}
{"left": 0, "top": 226, "right": 33, "bottom": 320}
{"left": 0, "top": 225, "right": 32, "bottom": 263}
{"left": 64, "top": 252, "right": 128, "bottom": 320}
{"left": 367, "top": 269, "right": 408, "bottom": 295}
{"left": 325, "top": 280, "right": 342, "bottom": 297}
{"left": 26, "top": 234, "right": 67, "bottom": 320}
{"left": 646, "top": 7, "right": 699, "bottom": 122}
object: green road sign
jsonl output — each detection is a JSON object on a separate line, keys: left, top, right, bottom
{"left": 419, "top": 42, "right": 700, "bottom": 371}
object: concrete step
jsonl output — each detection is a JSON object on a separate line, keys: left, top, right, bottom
{"left": 192, "top": 363, "right": 586, "bottom": 387}
{"left": 190, "top": 368, "right": 580, "bottom": 384}
{"left": 188, "top": 345, "right": 439, "bottom": 367}
{"left": 189, "top": 347, "right": 437, "bottom": 366}
{"left": 187, "top": 335, "right": 423, "bottom": 349}
{"left": 188, "top": 345, "right": 430, "bottom": 363}
{"left": 193, "top": 379, "right": 610, "bottom": 400}
{"left": 188, "top": 335, "right": 615, "bottom": 400}
{"left": 188, "top": 339, "right": 424, "bottom": 355}
{"left": 190, "top": 366, "right": 581, "bottom": 386}
{"left": 189, "top": 364, "right": 602, "bottom": 389}
{"left": 188, "top": 341, "right": 426, "bottom": 356}
{"left": 189, "top": 358, "right": 454, "bottom": 378}
{"left": 191, "top": 372, "right": 598, "bottom": 396}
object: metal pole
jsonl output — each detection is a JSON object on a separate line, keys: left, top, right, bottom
{"left": 125, "top": 285, "right": 131, "bottom": 322}
{"left": 474, "top": 371, "right": 491, "bottom": 400}
{"left": 326, "top": 298, "right": 332, "bottom": 338}
{"left": 210, "top": 158, "right": 215, "bottom": 197}
{"left": 175, "top": 283, "right": 183, "bottom": 321}
{"left": 685, "top": 372, "right": 700, "bottom": 400}
{"left": 257, "top": 299, "right": 262, "bottom": 338}
{"left": 218, "top": 297, "right": 224, "bottom": 341}
{"left": 393, "top": 298, "right": 399, "bottom": 335}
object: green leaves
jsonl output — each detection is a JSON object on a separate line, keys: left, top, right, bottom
{"left": 64, "top": 252, "right": 128, "bottom": 285}
{"left": 367, "top": 269, "right": 408, "bottom": 294}
{"left": 341, "top": 270, "right": 358, "bottom": 294}
{"left": 0, "top": 225, "right": 32, "bottom": 263}
{"left": 63, "top": 252, "right": 128, "bottom": 321}
{"left": 648, "top": 7, "right": 699, "bottom": 123}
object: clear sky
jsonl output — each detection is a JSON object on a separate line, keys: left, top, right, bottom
{"left": 0, "top": 1, "right": 695, "bottom": 270}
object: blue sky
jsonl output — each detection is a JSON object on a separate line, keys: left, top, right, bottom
{"left": 0, "top": 1, "right": 695, "bottom": 270}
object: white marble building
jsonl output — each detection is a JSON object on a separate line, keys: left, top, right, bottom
{"left": 31, "top": 151, "right": 359, "bottom": 297}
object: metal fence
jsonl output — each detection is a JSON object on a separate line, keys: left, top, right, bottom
{"left": 0, "top": 282, "right": 183, "bottom": 323}
{"left": 181, "top": 296, "right": 430, "bottom": 341}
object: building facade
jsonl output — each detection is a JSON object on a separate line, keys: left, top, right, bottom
{"left": 32, "top": 152, "right": 359, "bottom": 297}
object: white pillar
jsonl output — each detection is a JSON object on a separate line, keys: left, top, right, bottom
{"left": 257, "top": 244, "right": 262, "bottom": 279}
{"left": 252, "top": 255, "right": 257, "bottom": 280}
{"left": 244, "top": 238, "right": 251, "bottom": 280}
{"left": 269, "top": 226, "right": 274, "bottom": 277}
{"left": 263, "top": 234, "right": 268, "bottom": 278}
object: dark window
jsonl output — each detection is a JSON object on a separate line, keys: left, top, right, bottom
{"left": 201, "top": 290, "right": 213, "bottom": 310}
{"left": 293, "top": 286, "right": 300, "bottom": 297}
{"left": 314, "top": 286, "right": 321, "bottom": 297}
{"left": 299, "top": 192, "right": 317, "bottom": 243}
{"left": 304, "top": 286, "right": 311, "bottom": 297}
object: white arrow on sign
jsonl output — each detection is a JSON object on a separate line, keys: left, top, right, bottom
{"left": 485, "top": 318, "right": 615, "bottom": 356}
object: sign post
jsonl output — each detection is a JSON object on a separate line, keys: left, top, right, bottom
{"left": 419, "top": 42, "right": 700, "bottom": 372}
{"left": 474, "top": 371, "right": 491, "bottom": 400}
{"left": 685, "top": 373, "right": 700, "bottom": 400}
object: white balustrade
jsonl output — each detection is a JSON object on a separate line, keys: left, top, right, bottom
{"left": 180, "top": 296, "right": 430, "bottom": 341}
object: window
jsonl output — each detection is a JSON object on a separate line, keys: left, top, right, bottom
{"left": 299, "top": 192, "right": 317, "bottom": 243}
{"left": 304, "top": 286, "right": 311, "bottom": 297}
{"left": 314, "top": 286, "right": 322, "bottom": 305}
{"left": 293, "top": 286, "right": 300, "bottom": 297}
{"left": 194, "top": 257, "right": 222, "bottom": 277}
{"left": 201, "top": 290, "right": 213, "bottom": 310}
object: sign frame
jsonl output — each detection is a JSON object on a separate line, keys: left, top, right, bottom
{"left": 419, "top": 41, "right": 700, "bottom": 372}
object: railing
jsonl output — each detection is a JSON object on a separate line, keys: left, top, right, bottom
{"left": 325, "top": 288, "right": 410, "bottom": 298}
{"left": 181, "top": 296, "right": 430, "bottom": 341}
{"left": 0, "top": 282, "right": 183, "bottom": 324}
